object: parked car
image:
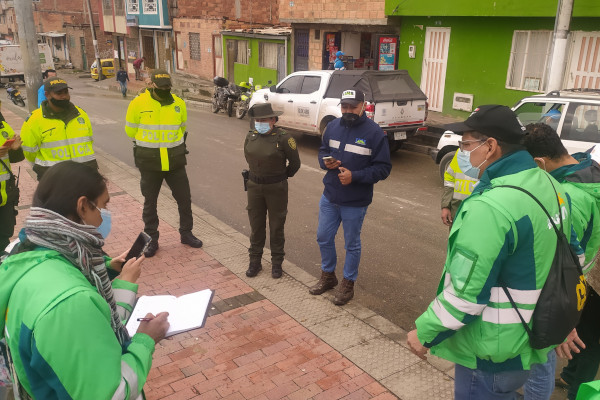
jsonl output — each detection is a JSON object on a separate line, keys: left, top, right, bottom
{"left": 248, "top": 70, "right": 428, "bottom": 152}
{"left": 90, "top": 59, "right": 116, "bottom": 81}
{"left": 431, "top": 89, "right": 600, "bottom": 178}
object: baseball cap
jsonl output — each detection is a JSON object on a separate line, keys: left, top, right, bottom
{"left": 151, "top": 69, "right": 172, "bottom": 87}
{"left": 339, "top": 89, "right": 365, "bottom": 106}
{"left": 44, "top": 77, "right": 71, "bottom": 93}
{"left": 445, "top": 104, "right": 527, "bottom": 144}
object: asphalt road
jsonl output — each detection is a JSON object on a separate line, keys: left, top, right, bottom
{"left": 5, "top": 75, "right": 449, "bottom": 330}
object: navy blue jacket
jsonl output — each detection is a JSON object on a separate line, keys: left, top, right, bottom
{"left": 318, "top": 113, "right": 392, "bottom": 207}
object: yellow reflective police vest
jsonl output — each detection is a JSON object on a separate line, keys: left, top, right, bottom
{"left": 20, "top": 104, "right": 96, "bottom": 169}
{"left": 444, "top": 151, "right": 478, "bottom": 201}
{"left": 125, "top": 90, "right": 187, "bottom": 172}
{"left": 0, "top": 121, "right": 16, "bottom": 207}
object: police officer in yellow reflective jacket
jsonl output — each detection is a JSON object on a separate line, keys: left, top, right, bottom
{"left": 0, "top": 108, "right": 24, "bottom": 252}
{"left": 125, "top": 69, "right": 202, "bottom": 257}
{"left": 21, "top": 77, "right": 97, "bottom": 180}
{"left": 441, "top": 150, "right": 478, "bottom": 226}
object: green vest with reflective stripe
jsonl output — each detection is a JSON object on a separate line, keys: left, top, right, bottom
{"left": 125, "top": 90, "right": 187, "bottom": 172}
{"left": 20, "top": 105, "right": 95, "bottom": 168}
{"left": 416, "top": 151, "right": 572, "bottom": 372}
{"left": 0, "top": 121, "right": 17, "bottom": 207}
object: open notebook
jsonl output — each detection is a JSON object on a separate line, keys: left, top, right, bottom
{"left": 125, "top": 289, "right": 214, "bottom": 337}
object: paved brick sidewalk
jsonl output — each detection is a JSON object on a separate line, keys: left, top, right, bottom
{"left": 4, "top": 107, "right": 456, "bottom": 399}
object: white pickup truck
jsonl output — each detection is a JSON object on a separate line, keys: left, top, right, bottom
{"left": 248, "top": 70, "right": 428, "bottom": 152}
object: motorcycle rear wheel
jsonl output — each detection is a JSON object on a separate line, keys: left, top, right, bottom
{"left": 236, "top": 102, "right": 247, "bottom": 119}
{"left": 211, "top": 97, "right": 220, "bottom": 113}
{"left": 16, "top": 97, "right": 25, "bottom": 107}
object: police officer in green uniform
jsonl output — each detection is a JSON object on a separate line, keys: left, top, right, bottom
{"left": 244, "top": 103, "right": 301, "bottom": 278}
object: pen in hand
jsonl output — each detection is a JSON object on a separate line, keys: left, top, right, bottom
{"left": 137, "top": 317, "right": 154, "bottom": 322}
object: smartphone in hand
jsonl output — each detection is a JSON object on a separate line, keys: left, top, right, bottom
{"left": 2, "top": 139, "right": 15, "bottom": 148}
{"left": 124, "top": 232, "right": 152, "bottom": 263}
{"left": 322, "top": 156, "right": 336, "bottom": 162}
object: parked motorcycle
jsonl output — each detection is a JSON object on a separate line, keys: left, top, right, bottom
{"left": 6, "top": 83, "right": 25, "bottom": 107}
{"left": 211, "top": 76, "right": 240, "bottom": 117}
{"left": 235, "top": 80, "right": 271, "bottom": 119}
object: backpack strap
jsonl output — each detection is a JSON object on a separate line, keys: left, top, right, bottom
{"left": 494, "top": 177, "right": 563, "bottom": 339}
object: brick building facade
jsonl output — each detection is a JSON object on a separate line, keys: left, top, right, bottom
{"left": 0, "top": 1, "right": 17, "bottom": 42}
{"left": 173, "top": 18, "right": 223, "bottom": 79}
{"left": 279, "top": 0, "right": 398, "bottom": 72}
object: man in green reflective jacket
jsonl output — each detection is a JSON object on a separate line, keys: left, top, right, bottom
{"left": 407, "top": 105, "right": 576, "bottom": 399}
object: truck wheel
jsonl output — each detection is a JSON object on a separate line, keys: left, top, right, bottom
{"left": 388, "top": 140, "right": 402, "bottom": 153}
{"left": 438, "top": 151, "right": 456, "bottom": 180}
{"left": 319, "top": 116, "right": 336, "bottom": 136}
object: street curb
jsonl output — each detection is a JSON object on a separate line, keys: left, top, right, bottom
{"left": 93, "top": 147, "right": 456, "bottom": 398}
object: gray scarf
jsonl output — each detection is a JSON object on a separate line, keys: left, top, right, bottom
{"left": 23, "top": 207, "right": 129, "bottom": 345}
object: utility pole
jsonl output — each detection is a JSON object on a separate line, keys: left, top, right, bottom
{"left": 547, "top": 0, "right": 574, "bottom": 92}
{"left": 85, "top": 0, "right": 103, "bottom": 80}
{"left": 14, "top": 0, "right": 43, "bottom": 112}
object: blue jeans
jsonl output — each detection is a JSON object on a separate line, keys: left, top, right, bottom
{"left": 316, "top": 195, "right": 367, "bottom": 281}
{"left": 523, "top": 350, "right": 556, "bottom": 400}
{"left": 118, "top": 80, "right": 128, "bottom": 96}
{"left": 455, "top": 364, "right": 531, "bottom": 400}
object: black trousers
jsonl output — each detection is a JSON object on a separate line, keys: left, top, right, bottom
{"left": 139, "top": 167, "right": 193, "bottom": 241}
{"left": 0, "top": 201, "right": 17, "bottom": 253}
{"left": 561, "top": 286, "right": 600, "bottom": 400}
{"left": 246, "top": 179, "right": 288, "bottom": 265}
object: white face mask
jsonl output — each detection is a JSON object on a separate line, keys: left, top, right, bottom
{"left": 255, "top": 121, "right": 271, "bottom": 134}
{"left": 457, "top": 141, "right": 487, "bottom": 179}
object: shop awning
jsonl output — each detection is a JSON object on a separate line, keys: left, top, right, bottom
{"left": 38, "top": 31, "right": 66, "bottom": 38}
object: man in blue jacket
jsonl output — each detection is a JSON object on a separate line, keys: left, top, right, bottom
{"left": 309, "top": 89, "right": 392, "bottom": 305}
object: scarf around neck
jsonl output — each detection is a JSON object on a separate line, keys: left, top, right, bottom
{"left": 22, "top": 207, "right": 129, "bottom": 345}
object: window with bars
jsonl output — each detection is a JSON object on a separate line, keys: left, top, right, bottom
{"left": 189, "top": 33, "right": 201, "bottom": 61}
{"left": 259, "top": 42, "right": 278, "bottom": 69}
{"left": 127, "top": 0, "right": 139, "bottom": 13}
{"left": 115, "top": 0, "right": 125, "bottom": 15}
{"left": 236, "top": 40, "right": 249, "bottom": 64}
{"left": 143, "top": 0, "right": 157, "bottom": 14}
{"left": 506, "top": 30, "right": 552, "bottom": 92}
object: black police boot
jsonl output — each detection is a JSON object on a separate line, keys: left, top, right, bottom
{"left": 144, "top": 240, "right": 159, "bottom": 258}
{"left": 181, "top": 231, "right": 203, "bottom": 248}
{"left": 271, "top": 264, "right": 283, "bottom": 279}
{"left": 246, "top": 261, "right": 262, "bottom": 277}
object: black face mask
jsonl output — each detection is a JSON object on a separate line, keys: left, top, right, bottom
{"left": 154, "top": 88, "right": 171, "bottom": 99}
{"left": 50, "top": 98, "right": 70, "bottom": 109}
{"left": 341, "top": 113, "right": 360, "bottom": 126}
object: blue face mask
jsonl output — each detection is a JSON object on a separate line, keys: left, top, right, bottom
{"left": 456, "top": 142, "right": 487, "bottom": 179}
{"left": 97, "top": 208, "right": 112, "bottom": 239}
{"left": 255, "top": 122, "right": 271, "bottom": 134}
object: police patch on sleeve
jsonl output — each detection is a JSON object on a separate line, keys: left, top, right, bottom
{"left": 77, "top": 117, "right": 85, "bottom": 124}
{"left": 288, "top": 137, "right": 297, "bottom": 150}
{"left": 174, "top": 106, "right": 180, "bottom": 113}
{"left": 1, "top": 131, "right": 7, "bottom": 139}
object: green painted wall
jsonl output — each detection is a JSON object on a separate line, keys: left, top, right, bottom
{"left": 397, "top": 16, "right": 600, "bottom": 117}
{"left": 222, "top": 35, "right": 291, "bottom": 86}
{"left": 386, "top": 0, "right": 600, "bottom": 17}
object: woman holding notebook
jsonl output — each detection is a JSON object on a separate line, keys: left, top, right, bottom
{"left": 0, "top": 161, "right": 169, "bottom": 399}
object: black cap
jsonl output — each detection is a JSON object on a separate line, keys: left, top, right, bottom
{"left": 339, "top": 89, "right": 365, "bottom": 106}
{"left": 44, "top": 77, "right": 71, "bottom": 93}
{"left": 151, "top": 69, "right": 172, "bottom": 87}
{"left": 248, "top": 103, "right": 283, "bottom": 118}
{"left": 445, "top": 105, "right": 527, "bottom": 144}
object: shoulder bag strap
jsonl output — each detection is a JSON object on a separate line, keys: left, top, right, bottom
{"left": 494, "top": 178, "right": 562, "bottom": 338}
{"left": 0, "top": 158, "right": 15, "bottom": 181}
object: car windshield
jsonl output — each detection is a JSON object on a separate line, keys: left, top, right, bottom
{"left": 513, "top": 101, "right": 564, "bottom": 126}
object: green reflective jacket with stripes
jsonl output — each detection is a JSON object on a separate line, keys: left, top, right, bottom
{"left": 0, "top": 249, "right": 153, "bottom": 399}
{"left": 416, "top": 150, "right": 574, "bottom": 372}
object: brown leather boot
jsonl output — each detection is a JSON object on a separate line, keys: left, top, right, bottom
{"left": 333, "top": 278, "right": 354, "bottom": 306}
{"left": 309, "top": 271, "right": 338, "bottom": 295}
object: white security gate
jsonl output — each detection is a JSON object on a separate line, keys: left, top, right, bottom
{"left": 421, "top": 27, "right": 451, "bottom": 112}
{"left": 565, "top": 31, "right": 600, "bottom": 89}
